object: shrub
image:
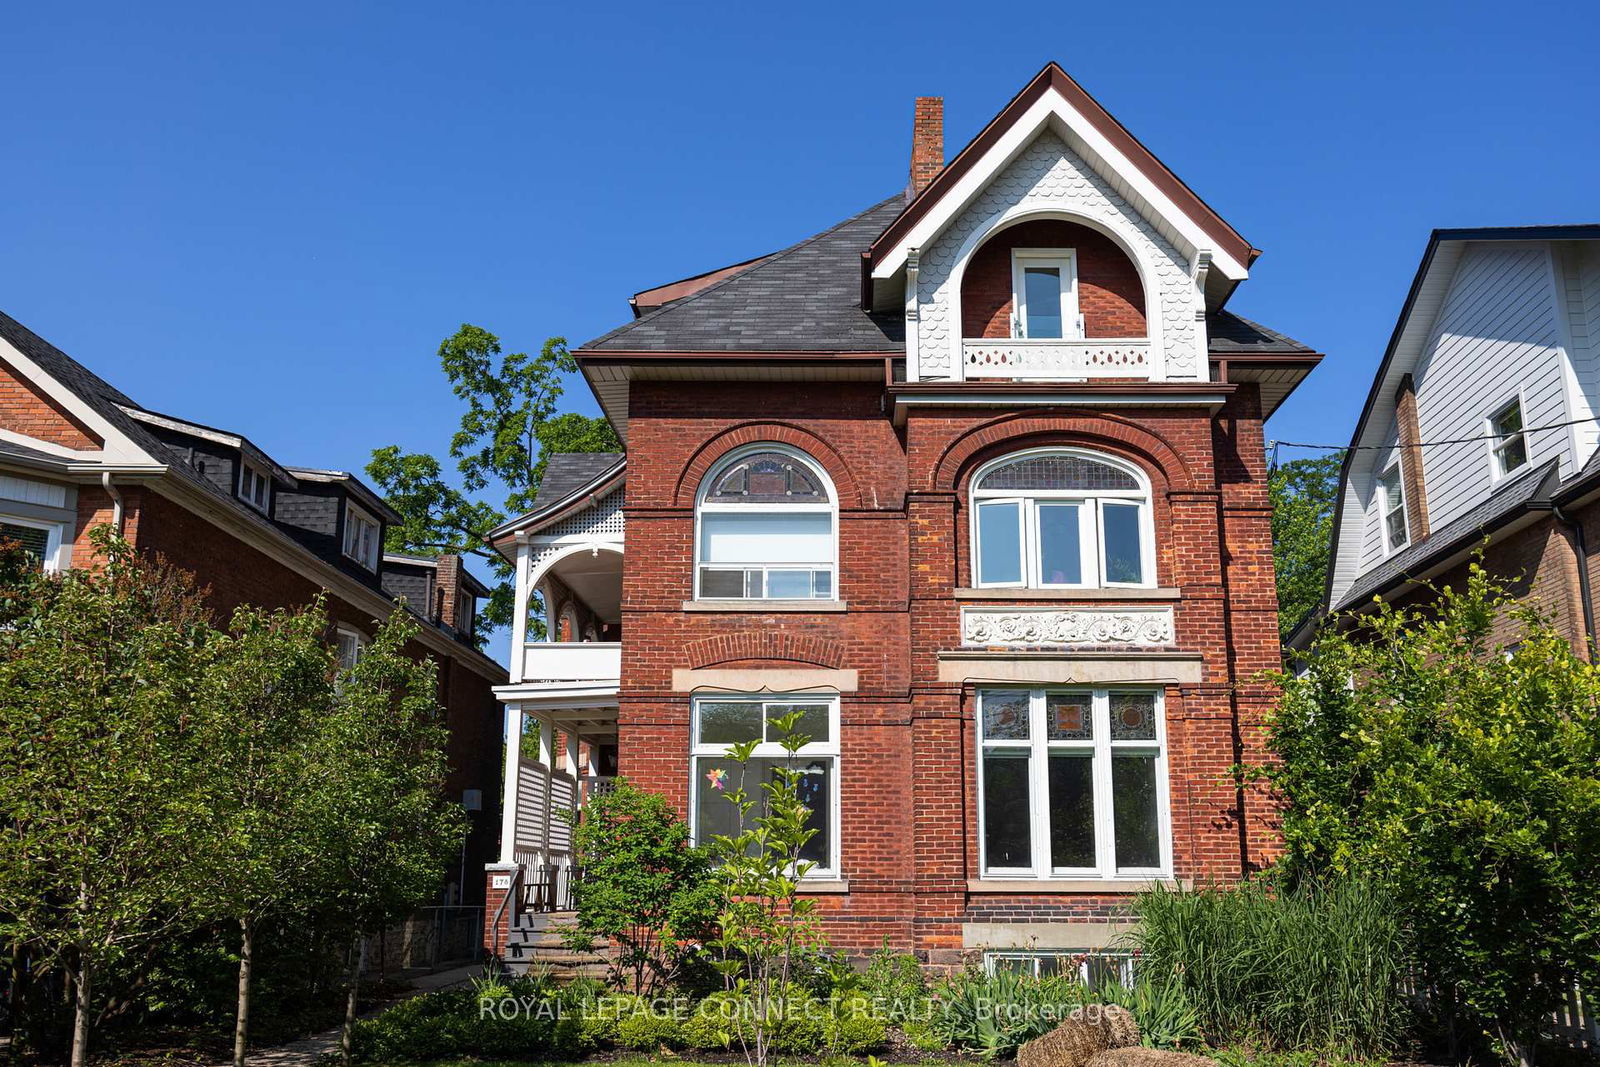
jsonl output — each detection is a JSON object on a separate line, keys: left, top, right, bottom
{"left": 565, "top": 780, "right": 721, "bottom": 993}
{"left": 1269, "top": 564, "right": 1600, "bottom": 1066}
{"left": 924, "top": 967, "right": 1089, "bottom": 1058}
{"left": 1097, "top": 979, "right": 1201, "bottom": 1050}
{"left": 1131, "top": 880, "right": 1410, "bottom": 1056}
{"left": 347, "top": 975, "right": 590, "bottom": 1062}
{"left": 615, "top": 1007, "right": 685, "bottom": 1050}
{"left": 824, "top": 994, "right": 890, "bottom": 1053}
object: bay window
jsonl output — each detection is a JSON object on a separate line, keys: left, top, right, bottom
{"left": 972, "top": 449, "right": 1154, "bottom": 588}
{"left": 978, "top": 688, "right": 1169, "bottom": 879}
{"left": 695, "top": 447, "right": 837, "bottom": 600}
{"left": 690, "top": 695, "right": 839, "bottom": 878}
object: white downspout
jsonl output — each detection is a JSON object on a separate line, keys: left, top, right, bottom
{"left": 101, "top": 472, "right": 125, "bottom": 536}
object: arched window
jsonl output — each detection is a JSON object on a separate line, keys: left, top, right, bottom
{"left": 696, "top": 446, "right": 837, "bottom": 600}
{"left": 971, "top": 449, "right": 1153, "bottom": 589}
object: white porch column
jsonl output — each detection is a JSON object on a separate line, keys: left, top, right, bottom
{"left": 538, "top": 714, "right": 555, "bottom": 864}
{"left": 509, "top": 538, "right": 530, "bottom": 683}
{"left": 564, "top": 729, "right": 580, "bottom": 778}
{"left": 497, "top": 705, "right": 524, "bottom": 864}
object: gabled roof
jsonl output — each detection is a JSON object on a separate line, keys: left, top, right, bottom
{"left": 487, "top": 452, "right": 627, "bottom": 550}
{"left": 1322, "top": 225, "right": 1600, "bottom": 615}
{"left": 579, "top": 198, "right": 906, "bottom": 353}
{"left": 866, "top": 62, "right": 1256, "bottom": 294}
{"left": 119, "top": 405, "right": 300, "bottom": 486}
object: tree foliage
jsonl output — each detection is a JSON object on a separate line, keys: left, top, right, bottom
{"left": 1268, "top": 453, "right": 1342, "bottom": 639}
{"left": 565, "top": 780, "right": 721, "bottom": 994}
{"left": 0, "top": 530, "right": 218, "bottom": 1066}
{"left": 1266, "top": 564, "right": 1600, "bottom": 1065}
{"left": 368, "top": 326, "right": 619, "bottom": 636}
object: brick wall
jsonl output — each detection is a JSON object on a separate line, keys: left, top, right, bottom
{"left": 959, "top": 219, "right": 1147, "bottom": 340}
{"left": 0, "top": 357, "right": 102, "bottom": 449}
{"left": 615, "top": 377, "right": 1282, "bottom": 959}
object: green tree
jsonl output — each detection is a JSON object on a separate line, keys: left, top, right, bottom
{"left": 0, "top": 530, "right": 217, "bottom": 1067}
{"left": 700, "top": 712, "right": 832, "bottom": 1067}
{"left": 565, "top": 780, "right": 721, "bottom": 993}
{"left": 367, "top": 326, "right": 619, "bottom": 636}
{"left": 1268, "top": 453, "right": 1342, "bottom": 639}
{"left": 308, "top": 610, "right": 466, "bottom": 1064}
{"left": 197, "top": 600, "right": 341, "bottom": 1067}
{"left": 1266, "top": 564, "right": 1600, "bottom": 1065}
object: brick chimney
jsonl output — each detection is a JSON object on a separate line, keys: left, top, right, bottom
{"left": 909, "top": 96, "right": 944, "bottom": 197}
{"left": 435, "top": 554, "right": 466, "bottom": 632}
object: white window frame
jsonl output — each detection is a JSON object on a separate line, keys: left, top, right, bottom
{"left": 342, "top": 503, "right": 380, "bottom": 571}
{"left": 693, "top": 445, "right": 839, "bottom": 601}
{"left": 334, "top": 625, "right": 366, "bottom": 670}
{"left": 0, "top": 514, "right": 67, "bottom": 572}
{"left": 1486, "top": 393, "right": 1530, "bottom": 480}
{"left": 970, "top": 448, "right": 1156, "bottom": 590}
{"left": 238, "top": 462, "right": 271, "bottom": 513}
{"left": 689, "top": 693, "right": 841, "bottom": 880}
{"left": 976, "top": 688, "right": 1171, "bottom": 880}
{"left": 1010, "top": 248, "right": 1081, "bottom": 340}
{"left": 1378, "top": 462, "right": 1408, "bottom": 554}
{"left": 983, "top": 950, "right": 1135, "bottom": 986}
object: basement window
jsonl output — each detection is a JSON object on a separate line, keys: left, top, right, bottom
{"left": 984, "top": 950, "right": 1134, "bottom": 989}
{"left": 1489, "top": 398, "right": 1528, "bottom": 478}
{"left": 1379, "top": 464, "right": 1408, "bottom": 553}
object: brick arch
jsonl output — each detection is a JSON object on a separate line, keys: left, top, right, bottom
{"left": 674, "top": 423, "right": 864, "bottom": 508}
{"left": 931, "top": 412, "right": 1195, "bottom": 494}
{"left": 684, "top": 631, "right": 846, "bottom": 670}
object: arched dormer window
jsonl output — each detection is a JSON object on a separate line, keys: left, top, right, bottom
{"left": 696, "top": 447, "right": 837, "bottom": 600}
{"left": 971, "top": 449, "right": 1154, "bottom": 589}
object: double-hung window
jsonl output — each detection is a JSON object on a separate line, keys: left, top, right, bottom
{"left": 978, "top": 688, "right": 1169, "bottom": 879}
{"left": 1011, "top": 249, "right": 1080, "bottom": 339}
{"left": 690, "top": 695, "right": 839, "bottom": 879}
{"left": 1379, "top": 464, "right": 1408, "bottom": 553}
{"left": 695, "top": 447, "right": 837, "bottom": 600}
{"left": 1489, "top": 398, "right": 1528, "bottom": 478}
{"left": 343, "top": 504, "right": 380, "bottom": 571}
{"left": 335, "top": 625, "right": 366, "bottom": 670}
{"left": 972, "top": 449, "right": 1153, "bottom": 588}
{"left": 239, "top": 462, "right": 271, "bottom": 512}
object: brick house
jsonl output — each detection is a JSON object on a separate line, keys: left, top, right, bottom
{"left": 486, "top": 63, "right": 1321, "bottom": 972}
{"left": 0, "top": 309, "right": 507, "bottom": 908}
{"left": 1305, "top": 225, "right": 1600, "bottom": 656}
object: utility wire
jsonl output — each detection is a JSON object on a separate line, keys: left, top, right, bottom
{"left": 1268, "top": 412, "right": 1600, "bottom": 456}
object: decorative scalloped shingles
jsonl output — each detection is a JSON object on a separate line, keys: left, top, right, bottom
{"left": 916, "top": 132, "right": 1198, "bottom": 380}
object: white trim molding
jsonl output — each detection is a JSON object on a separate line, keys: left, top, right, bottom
{"left": 962, "top": 607, "right": 1174, "bottom": 647}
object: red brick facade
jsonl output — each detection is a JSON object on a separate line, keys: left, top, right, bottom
{"left": 960, "top": 219, "right": 1147, "bottom": 340}
{"left": 614, "top": 378, "right": 1282, "bottom": 962}
{"left": 0, "top": 358, "right": 102, "bottom": 450}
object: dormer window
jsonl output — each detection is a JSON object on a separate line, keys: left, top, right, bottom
{"left": 456, "top": 590, "right": 475, "bottom": 636}
{"left": 239, "top": 463, "right": 271, "bottom": 513}
{"left": 1011, "top": 249, "right": 1079, "bottom": 339}
{"left": 342, "top": 504, "right": 380, "bottom": 571}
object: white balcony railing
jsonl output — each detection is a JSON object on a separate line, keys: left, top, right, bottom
{"left": 963, "top": 337, "right": 1151, "bottom": 379}
{"left": 519, "top": 641, "right": 621, "bottom": 684}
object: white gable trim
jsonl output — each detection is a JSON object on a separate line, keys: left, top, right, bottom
{"left": 0, "top": 335, "right": 157, "bottom": 466}
{"left": 872, "top": 91, "right": 1249, "bottom": 284}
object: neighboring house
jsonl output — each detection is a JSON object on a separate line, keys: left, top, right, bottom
{"left": 485, "top": 62, "right": 1321, "bottom": 972}
{"left": 1308, "top": 226, "right": 1600, "bottom": 655}
{"left": 0, "top": 310, "right": 506, "bottom": 907}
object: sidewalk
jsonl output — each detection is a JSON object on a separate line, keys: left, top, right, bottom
{"left": 229, "top": 962, "right": 483, "bottom": 1067}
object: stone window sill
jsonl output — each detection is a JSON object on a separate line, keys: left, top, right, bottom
{"left": 798, "top": 879, "right": 850, "bottom": 894}
{"left": 682, "top": 599, "right": 847, "bottom": 613}
{"left": 967, "top": 877, "right": 1185, "bottom": 894}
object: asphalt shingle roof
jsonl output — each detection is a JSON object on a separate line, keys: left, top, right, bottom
{"left": 1334, "top": 459, "right": 1557, "bottom": 611}
{"left": 1205, "top": 310, "right": 1315, "bottom": 354}
{"left": 581, "top": 198, "right": 906, "bottom": 353}
{"left": 533, "top": 453, "right": 625, "bottom": 508}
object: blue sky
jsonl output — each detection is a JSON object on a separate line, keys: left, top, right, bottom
{"left": 5, "top": 0, "right": 1598, "bottom": 642}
